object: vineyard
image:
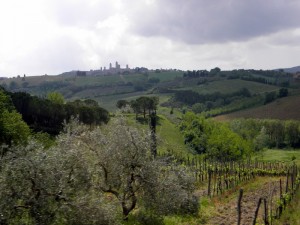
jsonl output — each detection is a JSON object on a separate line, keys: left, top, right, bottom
{"left": 159, "top": 151, "right": 300, "bottom": 224}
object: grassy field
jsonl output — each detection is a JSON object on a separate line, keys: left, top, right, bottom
{"left": 215, "top": 94, "right": 300, "bottom": 121}
{"left": 148, "top": 71, "right": 184, "bottom": 82}
{"left": 177, "top": 79, "right": 280, "bottom": 95}
{"left": 254, "top": 149, "right": 300, "bottom": 165}
{"left": 156, "top": 114, "right": 191, "bottom": 158}
{"left": 0, "top": 71, "right": 183, "bottom": 87}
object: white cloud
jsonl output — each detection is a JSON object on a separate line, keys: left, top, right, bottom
{"left": 0, "top": 0, "right": 300, "bottom": 77}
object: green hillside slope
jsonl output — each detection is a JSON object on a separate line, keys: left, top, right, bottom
{"left": 215, "top": 95, "right": 300, "bottom": 121}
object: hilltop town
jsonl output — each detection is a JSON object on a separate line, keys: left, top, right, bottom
{"left": 71, "top": 61, "right": 149, "bottom": 77}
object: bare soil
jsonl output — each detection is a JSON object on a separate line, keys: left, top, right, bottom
{"left": 198, "top": 177, "right": 284, "bottom": 225}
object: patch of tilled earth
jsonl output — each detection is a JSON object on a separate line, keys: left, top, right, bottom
{"left": 208, "top": 178, "right": 282, "bottom": 225}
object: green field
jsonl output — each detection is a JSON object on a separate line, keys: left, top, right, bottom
{"left": 255, "top": 149, "right": 300, "bottom": 165}
{"left": 215, "top": 94, "right": 300, "bottom": 121}
{"left": 177, "top": 79, "right": 280, "bottom": 95}
{"left": 2, "top": 70, "right": 300, "bottom": 123}
{"left": 148, "top": 71, "right": 184, "bottom": 82}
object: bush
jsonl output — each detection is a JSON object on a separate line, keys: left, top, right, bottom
{"left": 136, "top": 211, "right": 164, "bottom": 225}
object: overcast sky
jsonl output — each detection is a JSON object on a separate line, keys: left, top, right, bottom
{"left": 1, "top": 0, "right": 300, "bottom": 77}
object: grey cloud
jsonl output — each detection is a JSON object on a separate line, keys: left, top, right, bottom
{"left": 128, "top": 0, "right": 300, "bottom": 44}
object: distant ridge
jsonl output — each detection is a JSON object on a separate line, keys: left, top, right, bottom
{"left": 276, "top": 65, "right": 300, "bottom": 73}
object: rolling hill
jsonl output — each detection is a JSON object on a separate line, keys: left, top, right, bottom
{"left": 214, "top": 95, "right": 300, "bottom": 121}
{"left": 278, "top": 65, "right": 300, "bottom": 73}
{"left": 1, "top": 68, "right": 300, "bottom": 118}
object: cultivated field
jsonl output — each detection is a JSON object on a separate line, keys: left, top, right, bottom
{"left": 215, "top": 95, "right": 300, "bottom": 121}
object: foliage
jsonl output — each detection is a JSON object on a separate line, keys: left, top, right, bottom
{"left": 278, "top": 88, "right": 288, "bottom": 98}
{"left": 0, "top": 116, "right": 198, "bottom": 224}
{"left": 116, "top": 99, "right": 129, "bottom": 109}
{"left": 0, "top": 110, "right": 31, "bottom": 146}
{"left": 0, "top": 138, "right": 119, "bottom": 225}
{"left": 264, "top": 91, "right": 277, "bottom": 104}
{"left": 47, "top": 91, "right": 64, "bottom": 104}
{"left": 253, "top": 127, "right": 269, "bottom": 151}
{"left": 180, "top": 112, "right": 252, "bottom": 160}
{"left": 202, "top": 95, "right": 264, "bottom": 118}
{"left": 0, "top": 89, "right": 30, "bottom": 146}
{"left": 183, "top": 70, "right": 209, "bottom": 78}
{"left": 180, "top": 112, "right": 213, "bottom": 154}
{"left": 130, "top": 96, "right": 159, "bottom": 119}
{"left": 206, "top": 123, "right": 251, "bottom": 161}
{"left": 191, "top": 103, "right": 206, "bottom": 114}
{"left": 9, "top": 91, "right": 109, "bottom": 135}
{"left": 230, "top": 119, "right": 300, "bottom": 149}
{"left": 172, "top": 88, "right": 252, "bottom": 109}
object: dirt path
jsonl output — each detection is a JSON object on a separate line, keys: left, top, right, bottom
{"left": 205, "top": 177, "right": 283, "bottom": 225}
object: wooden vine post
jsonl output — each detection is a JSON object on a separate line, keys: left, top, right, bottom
{"left": 237, "top": 189, "right": 243, "bottom": 225}
{"left": 208, "top": 168, "right": 212, "bottom": 197}
{"left": 253, "top": 197, "right": 262, "bottom": 225}
{"left": 263, "top": 198, "right": 269, "bottom": 225}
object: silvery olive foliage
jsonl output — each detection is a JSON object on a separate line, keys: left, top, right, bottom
{"left": 0, "top": 116, "right": 198, "bottom": 224}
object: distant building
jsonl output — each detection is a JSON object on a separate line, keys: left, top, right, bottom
{"left": 76, "top": 71, "right": 87, "bottom": 76}
{"left": 92, "top": 61, "right": 133, "bottom": 76}
{"left": 75, "top": 61, "right": 145, "bottom": 77}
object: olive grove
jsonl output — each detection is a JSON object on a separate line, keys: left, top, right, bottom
{"left": 0, "top": 116, "right": 198, "bottom": 224}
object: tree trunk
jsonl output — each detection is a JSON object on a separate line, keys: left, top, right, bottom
{"left": 122, "top": 196, "right": 137, "bottom": 221}
{"left": 149, "top": 112, "right": 157, "bottom": 157}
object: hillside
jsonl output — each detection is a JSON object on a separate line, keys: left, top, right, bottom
{"left": 176, "top": 79, "right": 279, "bottom": 94}
{"left": 1, "top": 68, "right": 299, "bottom": 116}
{"left": 214, "top": 94, "right": 300, "bottom": 121}
{"left": 1, "top": 76, "right": 300, "bottom": 225}
{"left": 279, "top": 65, "right": 300, "bottom": 73}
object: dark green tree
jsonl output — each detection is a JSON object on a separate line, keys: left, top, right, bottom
{"left": 116, "top": 99, "right": 129, "bottom": 109}
{"left": 278, "top": 88, "right": 288, "bottom": 98}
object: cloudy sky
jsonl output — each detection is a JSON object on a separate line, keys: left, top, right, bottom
{"left": 1, "top": 0, "right": 300, "bottom": 77}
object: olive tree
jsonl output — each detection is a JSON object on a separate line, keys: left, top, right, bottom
{"left": 0, "top": 116, "right": 198, "bottom": 223}
{"left": 0, "top": 129, "right": 119, "bottom": 224}
{"left": 74, "top": 116, "right": 198, "bottom": 220}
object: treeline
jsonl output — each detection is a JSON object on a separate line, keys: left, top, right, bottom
{"left": 117, "top": 96, "right": 159, "bottom": 119}
{"left": 0, "top": 88, "right": 109, "bottom": 143}
{"left": 183, "top": 67, "right": 221, "bottom": 78}
{"left": 173, "top": 88, "right": 251, "bottom": 109}
{"left": 228, "top": 69, "right": 292, "bottom": 87}
{"left": 180, "top": 113, "right": 300, "bottom": 161}
{"left": 201, "top": 95, "right": 264, "bottom": 118}
{"left": 230, "top": 118, "right": 300, "bottom": 149}
{"left": 171, "top": 87, "right": 288, "bottom": 116}
{"left": 241, "top": 75, "right": 290, "bottom": 87}
{"left": 183, "top": 70, "right": 209, "bottom": 78}
{"left": 9, "top": 92, "right": 109, "bottom": 135}
{"left": 230, "top": 69, "right": 292, "bottom": 78}
{"left": 200, "top": 88, "right": 288, "bottom": 118}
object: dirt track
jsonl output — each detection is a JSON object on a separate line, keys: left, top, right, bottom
{"left": 204, "top": 177, "right": 283, "bottom": 225}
